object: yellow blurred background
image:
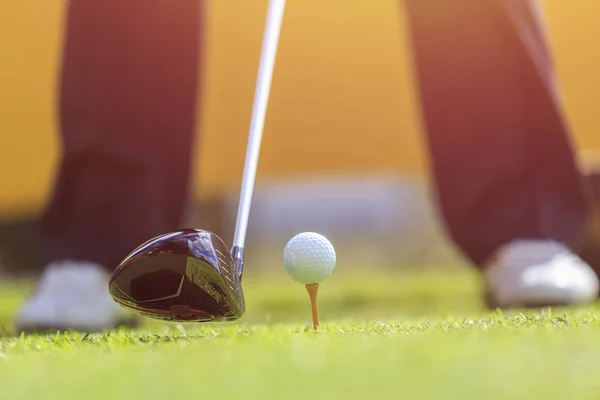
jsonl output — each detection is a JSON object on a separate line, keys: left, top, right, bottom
{"left": 1, "top": 0, "right": 600, "bottom": 219}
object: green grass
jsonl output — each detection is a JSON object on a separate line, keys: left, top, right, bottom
{"left": 2, "top": 267, "right": 600, "bottom": 399}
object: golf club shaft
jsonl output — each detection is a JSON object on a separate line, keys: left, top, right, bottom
{"left": 232, "top": 0, "right": 286, "bottom": 253}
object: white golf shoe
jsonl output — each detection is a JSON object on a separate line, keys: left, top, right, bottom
{"left": 484, "top": 240, "right": 600, "bottom": 308}
{"left": 15, "top": 261, "right": 137, "bottom": 332}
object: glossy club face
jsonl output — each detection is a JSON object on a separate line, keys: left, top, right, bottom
{"left": 108, "top": 229, "right": 245, "bottom": 322}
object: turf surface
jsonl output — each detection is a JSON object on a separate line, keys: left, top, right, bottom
{"left": 1, "top": 267, "right": 600, "bottom": 399}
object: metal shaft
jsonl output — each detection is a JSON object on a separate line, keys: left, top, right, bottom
{"left": 231, "top": 0, "right": 286, "bottom": 273}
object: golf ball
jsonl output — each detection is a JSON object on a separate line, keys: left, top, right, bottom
{"left": 283, "top": 232, "right": 336, "bottom": 285}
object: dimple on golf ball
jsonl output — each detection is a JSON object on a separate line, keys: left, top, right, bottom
{"left": 283, "top": 232, "right": 336, "bottom": 285}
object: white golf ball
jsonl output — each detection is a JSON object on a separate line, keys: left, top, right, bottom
{"left": 283, "top": 232, "right": 336, "bottom": 285}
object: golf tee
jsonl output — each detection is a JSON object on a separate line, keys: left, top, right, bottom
{"left": 305, "top": 283, "right": 320, "bottom": 330}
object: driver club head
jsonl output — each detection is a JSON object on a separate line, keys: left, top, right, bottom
{"left": 108, "top": 229, "right": 245, "bottom": 322}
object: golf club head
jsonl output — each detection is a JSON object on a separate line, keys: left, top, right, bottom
{"left": 108, "top": 229, "right": 245, "bottom": 322}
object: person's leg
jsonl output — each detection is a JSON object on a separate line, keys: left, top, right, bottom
{"left": 404, "top": 0, "right": 598, "bottom": 307}
{"left": 43, "top": 0, "right": 202, "bottom": 271}
{"left": 17, "top": 0, "right": 202, "bottom": 332}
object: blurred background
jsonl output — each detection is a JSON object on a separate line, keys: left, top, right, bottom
{"left": 1, "top": 0, "right": 600, "bottom": 277}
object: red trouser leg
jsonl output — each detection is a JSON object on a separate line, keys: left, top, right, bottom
{"left": 404, "top": 0, "right": 588, "bottom": 267}
{"left": 41, "top": 0, "right": 202, "bottom": 271}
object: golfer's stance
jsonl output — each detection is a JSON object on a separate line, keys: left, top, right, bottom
{"left": 16, "top": 0, "right": 599, "bottom": 332}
